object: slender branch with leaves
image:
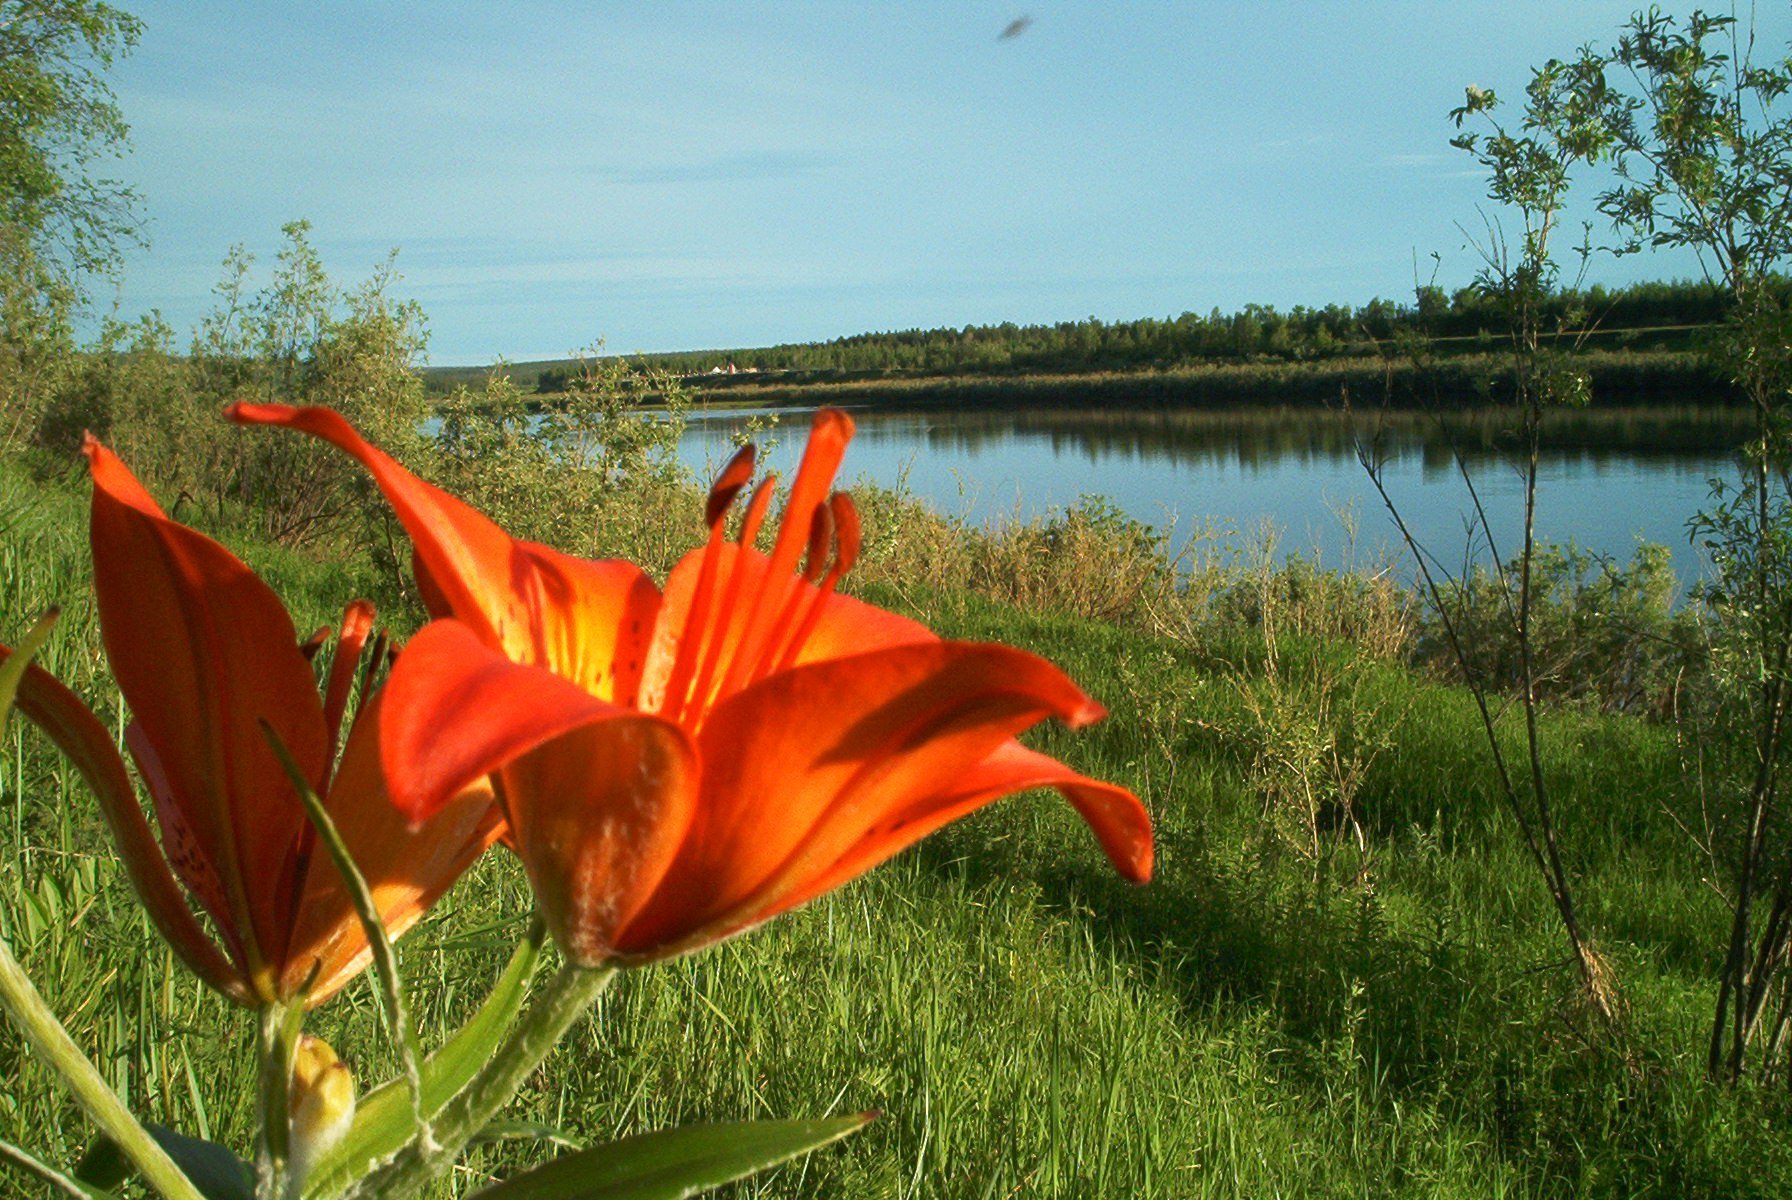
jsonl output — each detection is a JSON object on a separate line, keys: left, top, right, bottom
{"left": 1358, "top": 52, "right": 1621, "bottom": 1024}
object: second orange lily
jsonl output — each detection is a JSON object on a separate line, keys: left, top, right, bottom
{"left": 50, "top": 438, "right": 504, "bottom": 1006}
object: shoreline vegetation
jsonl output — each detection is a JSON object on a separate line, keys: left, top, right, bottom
{"left": 422, "top": 277, "right": 1761, "bottom": 414}
{"left": 433, "top": 347, "right": 1732, "bottom": 414}
{"left": 607, "top": 348, "right": 1728, "bottom": 413}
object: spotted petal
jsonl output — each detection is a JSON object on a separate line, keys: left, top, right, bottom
{"left": 86, "top": 436, "right": 321, "bottom": 989}
{"left": 6, "top": 651, "right": 250, "bottom": 1003}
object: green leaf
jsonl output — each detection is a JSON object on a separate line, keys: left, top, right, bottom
{"left": 265, "top": 721, "right": 428, "bottom": 1135}
{"left": 302, "top": 921, "right": 545, "bottom": 1199}
{"left": 1, "top": 1135, "right": 122, "bottom": 1199}
{"left": 73, "top": 1128, "right": 252, "bottom": 1200}
{"left": 465, "top": 1114, "right": 876, "bottom": 1200}
{"left": 0, "top": 608, "right": 59, "bottom": 738}
{"left": 72, "top": 1136, "right": 129, "bottom": 1191}
{"left": 144, "top": 1127, "right": 253, "bottom": 1200}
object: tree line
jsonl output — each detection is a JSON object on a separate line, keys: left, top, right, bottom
{"left": 501, "top": 276, "right": 1760, "bottom": 392}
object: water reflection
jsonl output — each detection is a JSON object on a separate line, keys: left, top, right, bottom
{"left": 680, "top": 404, "right": 1747, "bottom": 587}
{"left": 835, "top": 404, "right": 1751, "bottom": 465}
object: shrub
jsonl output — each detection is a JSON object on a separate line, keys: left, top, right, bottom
{"left": 1414, "top": 542, "right": 1700, "bottom": 718}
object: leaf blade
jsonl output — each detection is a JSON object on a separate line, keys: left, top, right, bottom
{"left": 302, "top": 920, "right": 545, "bottom": 1198}
{"left": 466, "top": 1114, "right": 875, "bottom": 1200}
{"left": 72, "top": 1128, "right": 252, "bottom": 1200}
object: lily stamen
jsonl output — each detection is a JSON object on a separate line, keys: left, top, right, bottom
{"left": 771, "top": 493, "right": 862, "bottom": 677}
{"left": 322, "top": 600, "right": 376, "bottom": 772}
{"left": 678, "top": 472, "right": 778, "bottom": 727}
{"left": 655, "top": 452, "right": 752, "bottom": 723}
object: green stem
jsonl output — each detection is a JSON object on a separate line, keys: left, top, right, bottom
{"left": 255, "top": 1000, "right": 304, "bottom": 1199}
{"left": 0, "top": 931, "right": 205, "bottom": 1200}
{"left": 0, "top": 1134, "right": 103, "bottom": 1199}
{"left": 347, "top": 964, "right": 617, "bottom": 1198}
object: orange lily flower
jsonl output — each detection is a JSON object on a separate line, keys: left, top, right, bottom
{"left": 29, "top": 437, "right": 504, "bottom": 1006}
{"left": 228, "top": 404, "right": 1153, "bottom": 966}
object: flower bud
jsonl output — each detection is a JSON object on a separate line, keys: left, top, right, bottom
{"left": 288, "top": 1035, "right": 355, "bottom": 1182}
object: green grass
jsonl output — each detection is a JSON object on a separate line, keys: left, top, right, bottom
{"left": 3, "top": 454, "right": 1790, "bottom": 1198}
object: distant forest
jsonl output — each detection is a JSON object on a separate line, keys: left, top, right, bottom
{"left": 424, "top": 277, "right": 1769, "bottom": 395}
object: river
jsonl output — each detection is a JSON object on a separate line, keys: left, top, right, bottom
{"left": 676, "top": 403, "right": 1749, "bottom": 592}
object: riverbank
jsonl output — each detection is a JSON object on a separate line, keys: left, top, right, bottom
{"left": 2, "top": 438, "right": 1785, "bottom": 1197}
{"left": 428, "top": 347, "right": 1730, "bottom": 414}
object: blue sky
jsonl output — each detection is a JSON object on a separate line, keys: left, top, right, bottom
{"left": 105, "top": 2, "right": 1792, "bottom": 365}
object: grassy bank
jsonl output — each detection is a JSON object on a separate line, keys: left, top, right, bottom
{"left": 432, "top": 348, "right": 1730, "bottom": 414}
{"left": 2, "top": 447, "right": 1786, "bottom": 1198}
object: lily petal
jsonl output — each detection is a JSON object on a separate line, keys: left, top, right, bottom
{"left": 226, "top": 404, "right": 660, "bottom": 695}
{"left": 498, "top": 712, "right": 699, "bottom": 967}
{"left": 381, "top": 619, "right": 690, "bottom": 825}
{"left": 786, "top": 579, "right": 937, "bottom": 665}
{"left": 86, "top": 436, "right": 322, "bottom": 984}
{"left": 6, "top": 651, "right": 251, "bottom": 1004}
{"left": 619, "top": 640, "right": 1105, "bottom": 953}
{"left": 226, "top": 404, "right": 519, "bottom": 644}
{"left": 769, "top": 740, "right": 1154, "bottom": 923}
{"left": 284, "top": 691, "right": 506, "bottom": 1004}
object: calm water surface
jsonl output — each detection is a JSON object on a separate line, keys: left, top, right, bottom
{"left": 677, "top": 404, "right": 1747, "bottom": 590}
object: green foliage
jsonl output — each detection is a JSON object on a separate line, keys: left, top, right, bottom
{"left": 0, "top": 229, "right": 77, "bottom": 449}
{"left": 32, "top": 222, "right": 433, "bottom": 551}
{"left": 0, "top": 0, "right": 140, "bottom": 454}
{"left": 959, "top": 497, "right": 1170, "bottom": 624}
{"left": 1200, "top": 632, "right": 1407, "bottom": 879}
{"left": 1366, "top": 28, "right": 1624, "bottom": 1027}
{"left": 199, "top": 223, "right": 432, "bottom": 548}
{"left": 428, "top": 371, "right": 566, "bottom": 541}
{"left": 305, "top": 934, "right": 543, "bottom": 1199}
{"left": 1572, "top": 5, "right": 1792, "bottom": 1083}
{"left": 1416, "top": 542, "right": 1700, "bottom": 717}
{"left": 0, "top": 1, "right": 141, "bottom": 286}
{"left": 848, "top": 486, "right": 1184, "bottom": 628}
{"left": 1203, "top": 545, "right": 1411, "bottom": 661}
{"left": 540, "top": 344, "right": 691, "bottom": 489}
{"left": 462, "top": 1116, "right": 872, "bottom": 1200}
{"left": 428, "top": 348, "right": 697, "bottom": 575}
{"left": 1598, "top": 9, "right": 1792, "bottom": 294}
